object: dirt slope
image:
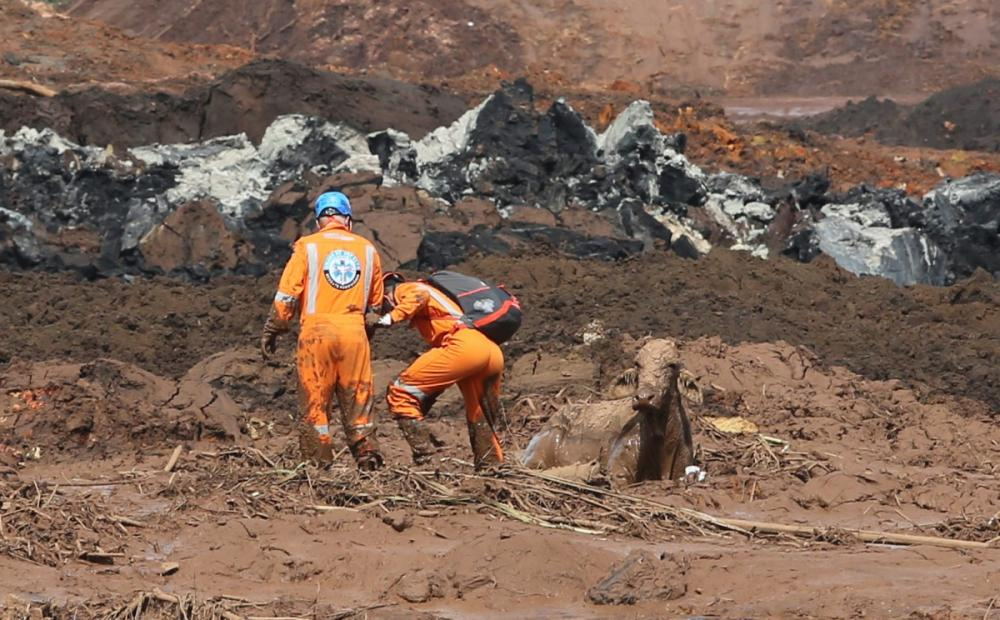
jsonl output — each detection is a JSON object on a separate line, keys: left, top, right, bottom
{"left": 69, "top": 0, "right": 1000, "bottom": 96}
{"left": 0, "top": 58, "right": 469, "bottom": 146}
{"left": 66, "top": 0, "right": 522, "bottom": 81}
{"left": 0, "top": 0, "right": 249, "bottom": 91}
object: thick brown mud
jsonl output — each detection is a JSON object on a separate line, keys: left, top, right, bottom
{"left": 4, "top": 248, "right": 997, "bottom": 411}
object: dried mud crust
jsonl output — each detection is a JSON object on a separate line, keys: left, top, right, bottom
{"left": 0, "top": 358, "right": 242, "bottom": 462}
{"left": 2, "top": 246, "right": 1000, "bottom": 411}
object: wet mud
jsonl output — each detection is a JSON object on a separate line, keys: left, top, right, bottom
{"left": 1, "top": 246, "right": 998, "bottom": 616}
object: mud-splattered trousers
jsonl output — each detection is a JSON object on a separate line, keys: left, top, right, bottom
{"left": 271, "top": 221, "right": 384, "bottom": 461}
{"left": 296, "top": 319, "right": 376, "bottom": 458}
{"left": 385, "top": 282, "right": 505, "bottom": 467}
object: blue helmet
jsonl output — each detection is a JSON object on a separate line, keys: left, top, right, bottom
{"left": 314, "top": 191, "right": 352, "bottom": 219}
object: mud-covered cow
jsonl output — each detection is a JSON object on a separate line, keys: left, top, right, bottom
{"left": 520, "top": 338, "right": 701, "bottom": 485}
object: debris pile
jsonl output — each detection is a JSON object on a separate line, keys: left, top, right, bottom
{"left": 1, "top": 80, "right": 997, "bottom": 284}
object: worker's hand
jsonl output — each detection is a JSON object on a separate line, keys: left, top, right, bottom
{"left": 365, "top": 312, "right": 391, "bottom": 338}
{"left": 260, "top": 316, "right": 287, "bottom": 360}
{"left": 260, "top": 327, "right": 278, "bottom": 360}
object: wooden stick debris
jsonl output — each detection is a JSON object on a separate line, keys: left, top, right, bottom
{"left": 716, "top": 517, "right": 993, "bottom": 551}
{"left": 27, "top": 476, "right": 152, "bottom": 487}
{"left": 514, "top": 468, "right": 994, "bottom": 551}
{"left": 307, "top": 504, "right": 358, "bottom": 513}
{"left": 108, "top": 515, "right": 145, "bottom": 528}
{"left": 0, "top": 79, "right": 57, "bottom": 98}
{"left": 79, "top": 550, "right": 125, "bottom": 564}
{"left": 164, "top": 445, "right": 184, "bottom": 473}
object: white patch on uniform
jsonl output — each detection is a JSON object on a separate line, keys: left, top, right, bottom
{"left": 323, "top": 250, "right": 362, "bottom": 290}
{"left": 473, "top": 298, "right": 496, "bottom": 313}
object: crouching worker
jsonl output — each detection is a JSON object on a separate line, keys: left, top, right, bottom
{"left": 260, "top": 192, "right": 385, "bottom": 471}
{"left": 368, "top": 271, "right": 521, "bottom": 469}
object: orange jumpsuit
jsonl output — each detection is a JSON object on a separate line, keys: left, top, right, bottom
{"left": 272, "top": 221, "right": 383, "bottom": 458}
{"left": 385, "top": 282, "right": 504, "bottom": 466}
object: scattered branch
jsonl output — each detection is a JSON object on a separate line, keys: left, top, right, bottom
{"left": 0, "top": 79, "right": 57, "bottom": 98}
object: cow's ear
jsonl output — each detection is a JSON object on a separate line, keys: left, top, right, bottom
{"left": 678, "top": 369, "right": 703, "bottom": 405}
{"left": 638, "top": 334, "right": 653, "bottom": 346}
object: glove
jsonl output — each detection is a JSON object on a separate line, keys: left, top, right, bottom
{"left": 365, "top": 312, "right": 392, "bottom": 338}
{"left": 260, "top": 315, "right": 288, "bottom": 360}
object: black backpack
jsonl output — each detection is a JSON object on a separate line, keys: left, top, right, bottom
{"left": 426, "top": 270, "right": 522, "bottom": 344}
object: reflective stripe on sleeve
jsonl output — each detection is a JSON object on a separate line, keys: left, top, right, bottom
{"left": 274, "top": 292, "right": 297, "bottom": 305}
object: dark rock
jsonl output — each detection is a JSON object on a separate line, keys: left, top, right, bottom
{"left": 813, "top": 217, "right": 947, "bottom": 286}
{"left": 367, "top": 129, "right": 417, "bottom": 180}
{"left": 830, "top": 185, "right": 924, "bottom": 229}
{"left": 0, "top": 208, "right": 42, "bottom": 267}
{"left": 783, "top": 228, "right": 822, "bottom": 263}
{"left": 507, "top": 224, "right": 645, "bottom": 261}
{"left": 658, "top": 161, "right": 707, "bottom": 207}
{"left": 922, "top": 173, "right": 1000, "bottom": 281}
{"left": 0, "top": 129, "right": 178, "bottom": 273}
{"left": 791, "top": 172, "right": 831, "bottom": 209}
{"left": 415, "top": 227, "right": 513, "bottom": 271}
{"left": 413, "top": 81, "right": 600, "bottom": 210}
{"left": 616, "top": 200, "right": 671, "bottom": 251}
{"left": 383, "top": 85, "right": 702, "bottom": 217}
{"left": 670, "top": 234, "right": 702, "bottom": 260}
{"left": 415, "top": 224, "right": 644, "bottom": 270}
{"left": 706, "top": 172, "right": 767, "bottom": 203}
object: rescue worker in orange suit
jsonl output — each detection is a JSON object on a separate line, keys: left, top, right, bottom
{"left": 260, "top": 191, "right": 384, "bottom": 470}
{"left": 366, "top": 274, "right": 504, "bottom": 469}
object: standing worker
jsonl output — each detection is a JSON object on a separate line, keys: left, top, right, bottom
{"left": 260, "top": 191, "right": 385, "bottom": 470}
{"left": 368, "top": 272, "right": 517, "bottom": 469}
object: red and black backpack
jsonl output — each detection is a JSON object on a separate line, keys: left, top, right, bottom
{"left": 426, "top": 270, "right": 522, "bottom": 344}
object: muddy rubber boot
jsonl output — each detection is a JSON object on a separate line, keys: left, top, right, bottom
{"left": 470, "top": 382, "right": 504, "bottom": 471}
{"left": 356, "top": 450, "right": 384, "bottom": 472}
{"left": 350, "top": 434, "right": 384, "bottom": 472}
{"left": 468, "top": 418, "right": 503, "bottom": 471}
{"left": 297, "top": 421, "right": 334, "bottom": 467}
{"left": 397, "top": 418, "right": 442, "bottom": 465}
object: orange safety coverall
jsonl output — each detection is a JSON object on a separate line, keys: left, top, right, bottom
{"left": 385, "top": 281, "right": 504, "bottom": 465}
{"left": 271, "top": 220, "right": 383, "bottom": 457}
